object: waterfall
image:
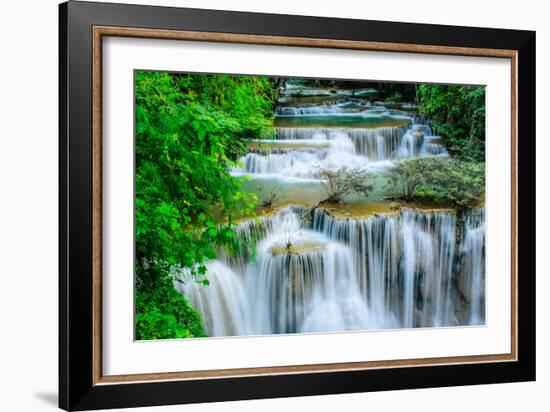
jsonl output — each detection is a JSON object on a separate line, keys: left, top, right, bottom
{"left": 175, "top": 261, "right": 252, "bottom": 337}
{"left": 348, "top": 127, "right": 406, "bottom": 159}
{"left": 412, "top": 117, "right": 432, "bottom": 134}
{"left": 312, "top": 208, "right": 478, "bottom": 328}
{"left": 215, "top": 206, "right": 303, "bottom": 275}
{"left": 177, "top": 96, "right": 480, "bottom": 338}
{"left": 422, "top": 142, "right": 448, "bottom": 156}
{"left": 275, "top": 100, "right": 379, "bottom": 116}
{"left": 239, "top": 150, "right": 326, "bottom": 175}
{"left": 396, "top": 129, "right": 424, "bottom": 158}
{"left": 235, "top": 131, "right": 377, "bottom": 178}
{"left": 275, "top": 126, "right": 407, "bottom": 159}
{"left": 275, "top": 127, "right": 331, "bottom": 140}
{"left": 179, "top": 207, "right": 485, "bottom": 337}
{"left": 400, "top": 219, "right": 417, "bottom": 328}
{"left": 460, "top": 209, "right": 485, "bottom": 325}
{"left": 233, "top": 120, "right": 447, "bottom": 179}
{"left": 276, "top": 101, "right": 352, "bottom": 115}
{"left": 253, "top": 231, "right": 369, "bottom": 334}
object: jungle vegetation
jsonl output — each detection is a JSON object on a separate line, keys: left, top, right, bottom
{"left": 134, "top": 71, "right": 276, "bottom": 340}
{"left": 387, "top": 84, "right": 486, "bottom": 207}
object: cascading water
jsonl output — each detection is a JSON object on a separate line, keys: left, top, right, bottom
{"left": 232, "top": 102, "right": 447, "bottom": 180}
{"left": 253, "top": 231, "right": 370, "bottom": 334}
{"left": 274, "top": 126, "right": 410, "bottom": 158}
{"left": 178, "top": 95, "right": 482, "bottom": 338}
{"left": 460, "top": 208, "right": 486, "bottom": 325}
{"left": 275, "top": 100, "right": 373, "bottom": 115}
{"left": 175, "top": 261, "right": 252, "bottom": 337}
{"left": 178, "top": 206, "right": 485, "bottom": 337}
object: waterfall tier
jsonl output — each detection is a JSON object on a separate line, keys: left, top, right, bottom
{"left": 275, "top": 100, "right": 374, "bottom": 116}
{"left": 179, "top": 206, "right": 485, "bottom": 337}
{"left": 233, "top": 121, "right": 447, "bottom": 179}
{"left": 275, "top": 126, "right": 409, "bottom": 159}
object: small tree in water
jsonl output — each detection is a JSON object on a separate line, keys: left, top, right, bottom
{"left": 257, "top": 184, "right": 282, "bottom": 208}
{"left": 284, "top": 230, "right": 300, "bottom": 252}
{"left": 314, "top": 167, "right": 374, "bottom": 203}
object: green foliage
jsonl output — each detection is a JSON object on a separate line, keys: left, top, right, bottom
{"left": 135, "top": 71, "right": 276, "bottom": 339}
{"left": 385, "top": 91, "right": 403, "bottom": 107}
{"left": 386, "top": 160, "right": 427, "bottom": 201}
{"left": 135, "top": 269, "right": 206, "bottom": 340}
{"left": 417, "top": 84, "right": 485, "bottom": 162}
{"left": 375, "top": 82, "right": 417, "bottom": 101}
{"left": 387, "top": 158, "right": 485, "bottom": 210}
{"left": 314, "top": 167, "right": 374, "bottom": 203}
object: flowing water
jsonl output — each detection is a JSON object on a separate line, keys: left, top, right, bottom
{"left": 176, "top": 206, "right": 485, "bottom": 336}
{"left": 177, "top": 91, "right": 484, "bottom": 337}
{"left": 233, "top": 103, "right": 447, "bottom": 180}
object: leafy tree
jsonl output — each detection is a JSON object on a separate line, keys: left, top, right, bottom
{"left": 314, "top": 167, "right": 374, "bottom": 203}
{"left": 385, "top": 91, "right": 404, "bottom": 108}
{"left": 135, "top": 276, "right": 206, "bottom": 340}
{"left": 135, "top": 71, "right": 276, "bottom": 339}
{"left": 387, "top": 158, "right": 485, "bottom": 210}
{"left": 417, "top": 84, "right": 485, "bottom": 162}
{"left": 386, "top": 160, "right": 428, "bottom": 201}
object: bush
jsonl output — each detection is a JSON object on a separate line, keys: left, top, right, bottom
{"left": 387, "top": 158, "right": 485, "bottom": 210}
{"left": 135, "top": 267, "right": 206, "bottom": 340}
{"left": 314, "top": 167, "right": 374, "bottom": 203}
{"left": 385, "top": 91, "right": 403, "bottom": 108}
{"left": 136, "top": 309, "right": 193, "bottom": 340}
{"left": 257, "top": 184, "right": 281, "bottom": 208}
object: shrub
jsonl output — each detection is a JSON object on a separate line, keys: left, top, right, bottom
{"left": 257, "top": 184, "right": 282, "bottom": 208}
{"left": 314, "top": 167, "right": 374, "bottom": 203}
{"left": 135, "top": 269, "right": 206, "bottom": 340}
{"left": 387, "top": 158, "right": 485, "bottom": 210}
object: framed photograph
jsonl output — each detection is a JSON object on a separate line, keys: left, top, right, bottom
{"left": 59, "top": 1, "right": 535, "bottom": 410}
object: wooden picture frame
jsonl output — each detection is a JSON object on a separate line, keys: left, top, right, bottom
{"left": 59, "top": 1, "right": 535, "bottom": 410}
